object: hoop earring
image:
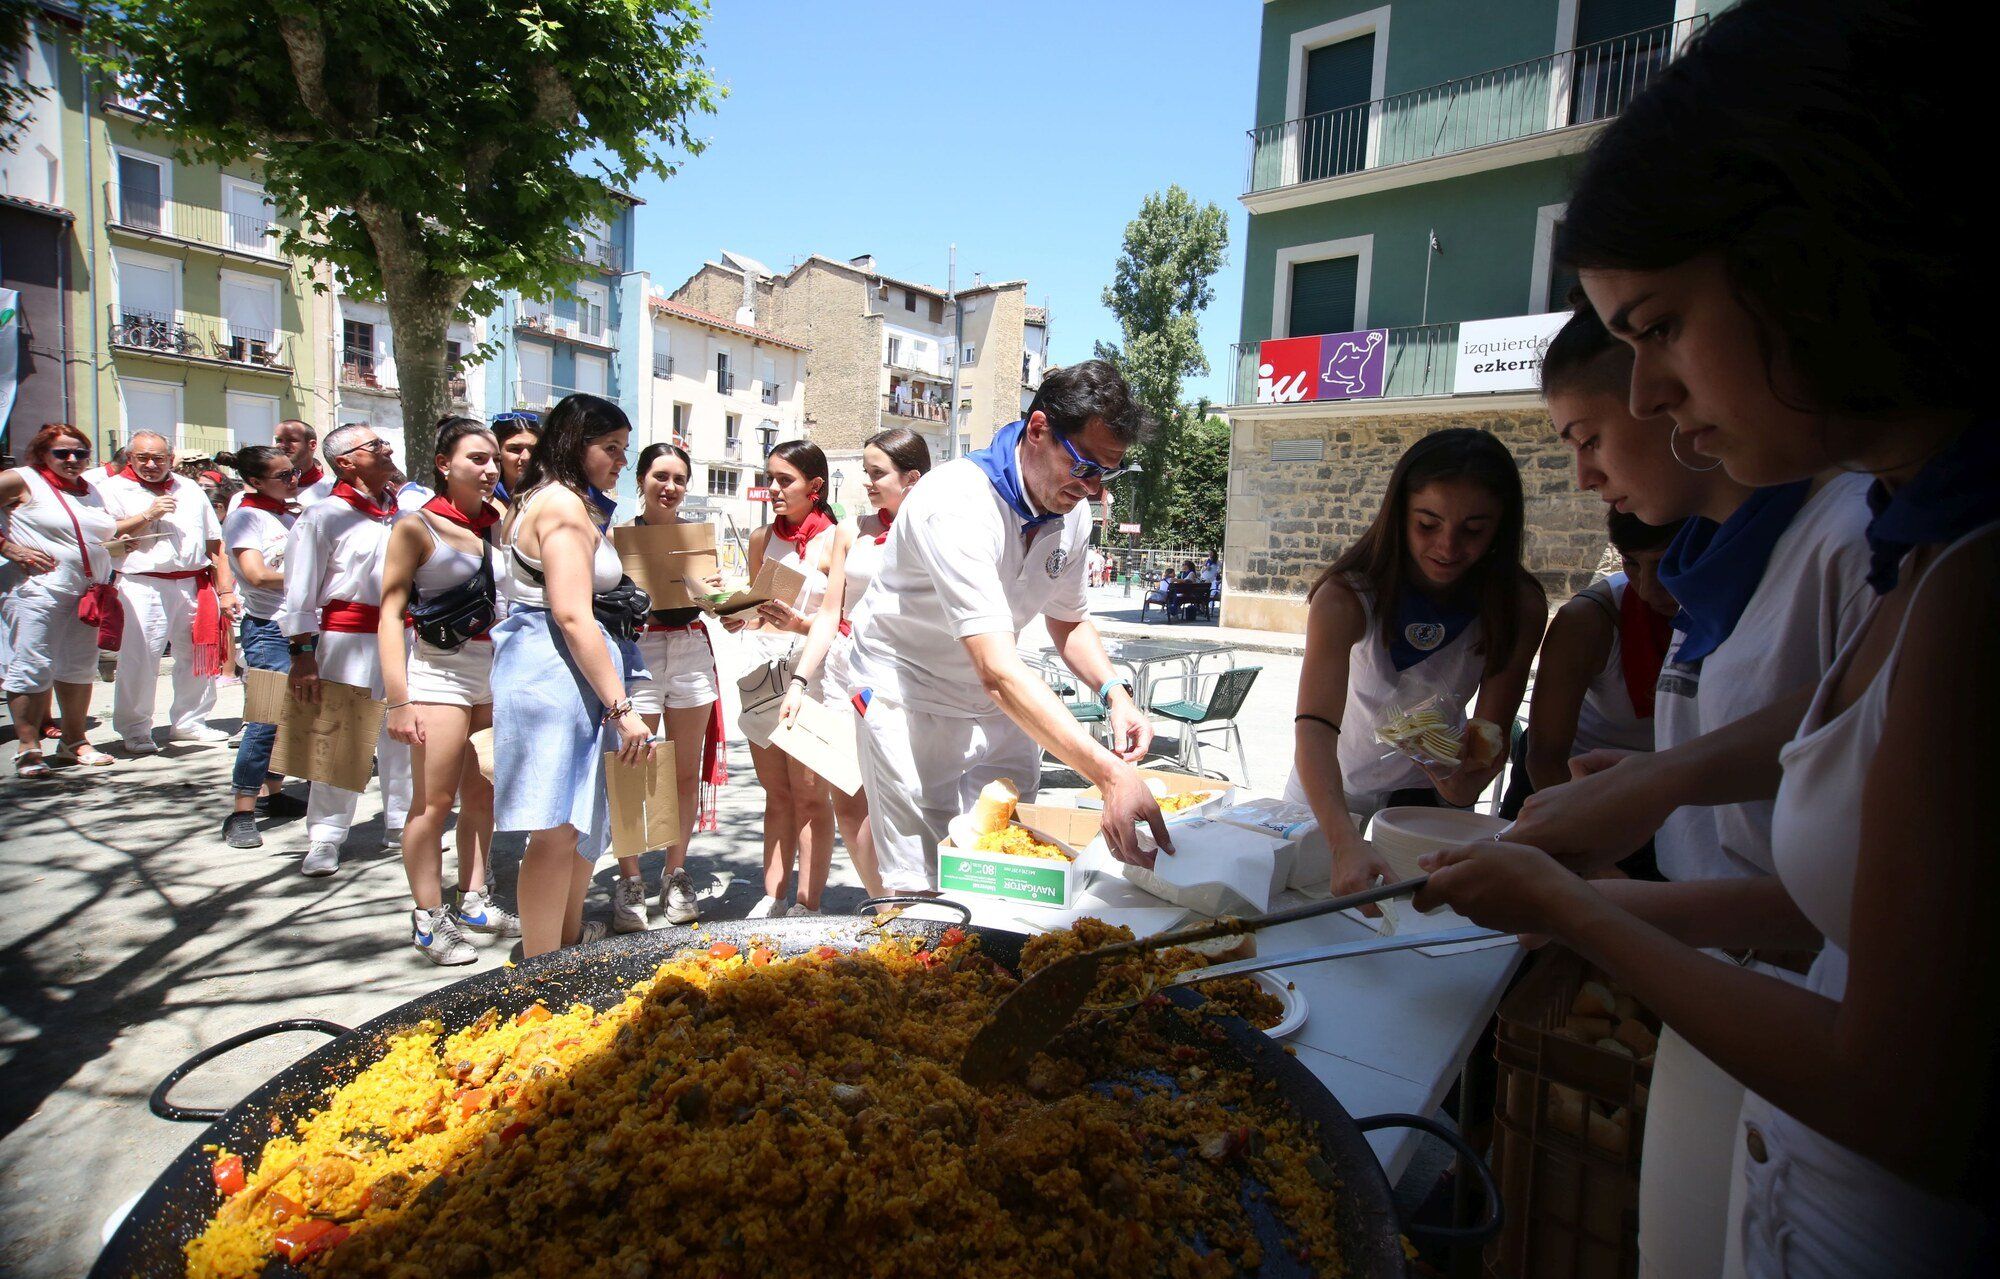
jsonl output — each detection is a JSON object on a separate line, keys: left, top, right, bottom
{"left": 1669, "top": 423, "right": 1724, "bottom": 473}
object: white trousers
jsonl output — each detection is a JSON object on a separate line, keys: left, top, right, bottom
{"left": 113, "top": 575, "right": 216, "bottom": 740}
{"left": 853, "top": 695, "right": 1044, "bottom": 893}
{"left": 304, "top": 630, "right": 413, "bottom": 847}
{"left": 1640, "top": 1025, "right": 1746, "bottom": 1279}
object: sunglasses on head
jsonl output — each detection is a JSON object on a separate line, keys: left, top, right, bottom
{"left": 1056, "top": 434, "right": 1139, "bottom": 485}
{"left": 50, "top": 448, "right": 91, "bottom": 462}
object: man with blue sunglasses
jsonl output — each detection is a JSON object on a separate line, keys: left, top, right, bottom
{"left": 844, "top": 360, "right": 1175, "bottom": 890}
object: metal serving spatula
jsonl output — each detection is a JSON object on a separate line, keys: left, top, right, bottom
{"left": 958, "top": 875, "right": 1436, "bottom": 1085}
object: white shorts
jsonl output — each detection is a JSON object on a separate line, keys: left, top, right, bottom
{"left": 407, "top": 638, "right": 493, "bottom": 707}
{"left": 629, "top": 626, "right": 719, "bottom": 717}
{"left": 852, "top": 693, "right": 1043, "bottom": 893}
{"left": 1, "top": 579, "right": 99, "bottom": 693}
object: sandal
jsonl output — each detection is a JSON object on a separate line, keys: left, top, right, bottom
{"left": 52, "top": 742, "right": 115, "bottom": 768}
{"left": 15, "top": 751, "right": 51, "bottom": 779}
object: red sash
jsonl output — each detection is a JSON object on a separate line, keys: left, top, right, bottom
{"left": 1618, "top": 583, "right": 1675, "bottom": 719}
{"left": 321, "top": 600, "right": 383, "bottom": 633}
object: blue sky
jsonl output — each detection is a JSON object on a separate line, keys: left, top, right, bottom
{"left": 626, "top": 0, "right": 1261, "bottom": 406}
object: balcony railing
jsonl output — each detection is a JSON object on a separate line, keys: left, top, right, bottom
{"left": 1227, "top": 323, "right": 1462, "bottom": 406}
{"left": 105, "top": 183, "right": 281, "bottom": 259}
{"left": 717, "top": 372, "right": 736, "bottom": 394}
{"left": 1245, "top": 17, "right": 1700, "bottom": 195}
{"left": 574, "top": 238, "right": 623, "bottom": 272}
{"left": 882, "top": 393, "right": 950, "bottom": 423}
{"left": 724, "top": 439, "right": 742, "bottom": 461}
{"left": 761, "top": 382, "right": 780, "bottom": 405}
{"left": 653, "top": 354, "right": 674, "bottom": 379}
{"left": 516, "top": 380, "right": 583, "bottom": 410}
{"left": 341, "top": 358, "right": 382, "bottom": 389}
{"left": 109, "top": 306, "right": 293, "bottom": 372}
{"left": 517, "top": 311, "right": 611, "bottom": 346}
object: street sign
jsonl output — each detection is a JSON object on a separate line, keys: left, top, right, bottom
{"left": 1117, "top": 522, "right": 1141, "bottom": 534}
{"left": 747, "top": 486, "right": 774, "bottom": 502}
{"left": 679, "top": 495, "right": 714, "bottom": 515}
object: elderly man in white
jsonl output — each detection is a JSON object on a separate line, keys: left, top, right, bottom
{"left": 280, "top": 422, "right": 413, "bottom": 877}
{"left": 98, "top": 431, "right": 241, "bottom": 751}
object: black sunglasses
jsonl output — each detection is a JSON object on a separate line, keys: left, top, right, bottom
{"left": 50, "top": 448, "right": 91, "bottom": 462}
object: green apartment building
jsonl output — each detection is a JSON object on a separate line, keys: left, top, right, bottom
{"left": 1221, "top": 0, "right": 1719, "bottom": 633}
{"left": 2, "top": 3, "right": 332, "bottom": 462}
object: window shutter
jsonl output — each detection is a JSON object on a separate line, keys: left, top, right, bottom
{"left": 1575, "top": 0, "right": 1672, "bottom": 45}
{"left": 1301, "top": 35, "right": 1374, "bottom": 179}
{"left": 1287, "top": 256, "right": 1359, "bottom": 338}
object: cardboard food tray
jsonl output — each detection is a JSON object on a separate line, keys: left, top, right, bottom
{"left": 701, "top": 557, "right": 808, "bottom": 617}
{"left": 938, "top": 814, "right": 1089, "bottom": 909}
{"left": 611, "top": 521, "right": 719, "bottom": 611}
{"left": 1077, "top": 768, "right": 1237, "bottom": 823}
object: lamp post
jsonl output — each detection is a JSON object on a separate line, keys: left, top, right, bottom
{"left": 831, "top": 467, "right": 845, "bottom": 510}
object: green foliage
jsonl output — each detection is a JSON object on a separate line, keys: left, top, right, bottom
{"left": 1148, "top": 413, "right": 1229, "bottom": 551}
{"left": 1093, "top": 185, "right": 1228, "bottom": 538}
{"left": 79, "top": 1, "right": 721, "bottom": 462}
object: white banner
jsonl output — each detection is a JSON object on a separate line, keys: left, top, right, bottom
{"left": 1453, "top": 311, "right": 1568, "bottom": 395}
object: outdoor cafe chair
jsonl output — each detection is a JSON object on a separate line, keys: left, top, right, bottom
{"left": 1143, "top": 665, "right": 1261, "bottom": 780}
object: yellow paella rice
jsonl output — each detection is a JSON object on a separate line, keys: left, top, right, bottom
{"left": 1022, "top": 918, "right": 1286, "bottom": 1030}
{"left": 187, "top": 927, "right": 1343, "bottom": 1278}
{"left": 971, "top": 823, "right": 1072, "bottom": 861}
{"left": 1156, "top": 789, "right": 1225, "bottom": 814}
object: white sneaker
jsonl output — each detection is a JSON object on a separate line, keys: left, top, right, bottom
{"left": 571, "top": 919, "right": 610, "bottom": 948}
{"left": 383, "top": 828, "right": 405, "bottom": 851}
{"left": 661, "top": 869, "right": 700, "bottom": 926}
{"left": 785, "top": 902, "right": 821, "bottom": 918}
{"left": 412, "top": 906, "right": 476, "bottom": 966}
{"left": 301, "top": 842, "right": 341, "bottom": 877}
{"left": 169, "top": 725, "right": 230, "bottom": 745}
{"left": 611, "top": 876, "right": 649, "bottom": 933}
{"left": 453, "top": 889, "right": 521, "bottom": 937}
{"left": 746, "top": 894, "right": 785, "bottom": 920}
{"left": 121, "top": 736, "right": 160, "bottom": 755}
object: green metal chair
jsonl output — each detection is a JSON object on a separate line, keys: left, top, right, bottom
{"left": 1023, "top": 650, "right": 1109, "bottom": 745}
{"left": 1145, "top": 665, "right": 1261, "bottom": 780}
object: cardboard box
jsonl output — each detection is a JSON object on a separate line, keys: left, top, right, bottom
{"left": 701, "top": 557, "right": 807, "bottom": 617}
{"left": 1078, "top": 768, "right": 1237, "bottom": 823}
{"left": 612, "top": 521, "right": 719, "bottom": 611}
{"left": 937, "top": 820, "right": 1088, "bottom": 909}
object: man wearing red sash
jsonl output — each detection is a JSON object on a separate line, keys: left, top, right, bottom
{"left": 97, "top": 431, "right": 240, "bottom": 751}
{"left": 278, "top": 423, "right": 413, "bottom": 877}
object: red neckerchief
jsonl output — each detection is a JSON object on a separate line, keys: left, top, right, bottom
{"left": 771, "top": 505, "right": 833, "bottom": 555}
{"left": 35, "top": 465, "right": 89, "bottom": 496}
{"left": 1618, "top": 583, "right": 1676, "bottom": 719}
{"left": 118, "top": 464, "right": 176, "bottom": 495}
{"left": 296, "top": 462, "right": 325, "bottom": 490}
{"left": 873, "top": 506, "right": 895, "bottom": 545}
{"left": 422, "top": 494, "right": 499, "bottom": 533}
{"left": 239, "top": 492, "right": 291, "bottom": 515}
{"left": 330, "top": 481, "right": 395, "bottom": 521}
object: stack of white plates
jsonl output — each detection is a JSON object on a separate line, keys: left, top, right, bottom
{"left": 1366, "top": 806, "right": 1509, "bottom": 880}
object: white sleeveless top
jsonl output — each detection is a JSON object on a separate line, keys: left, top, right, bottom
{"left": 1572, "top": 574, "right": 1657, "bottom": 755}
{"left": 9, "top": 468, "right": 115, "bottom": 595}
{"left": 1285, "top": 578, "right": 1486, "bottom": 812}
{"left": 754, "top": 523, "right": 835, "bottom": 661}
{"left": 410, "top": 514, "right": 487, "bottom": 596}
{"left": 823, "top": 517, "right": 889, "bottom": 694}
{"left": 1742, "top": 522, "right": 2000, "bottom": 1274}
{"left": 499, "top": 488, "right": 622, "bottom": 609}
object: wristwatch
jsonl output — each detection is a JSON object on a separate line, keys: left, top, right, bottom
{"left": 1098, "top": 678, "right": 1134, "bottom": 706}
{"left": 288, "top": 636, "right": 318, "bottom": 657}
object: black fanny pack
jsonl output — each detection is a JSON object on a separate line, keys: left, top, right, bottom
{"left": 409, "top": 541, "right": 497, "bottom": 651}
{"left": 591, "top": 575, "right": 653, "bottom": 644}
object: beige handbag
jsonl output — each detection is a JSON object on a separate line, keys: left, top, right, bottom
{"left": 736, "top": 654, "right": 793, "bottom": 750}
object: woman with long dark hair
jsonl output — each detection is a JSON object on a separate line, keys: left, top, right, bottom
{"left": 378, "top": 417, "right": 518, "bottom": 964}
{"left": 618, "top": 441, "right": 723, "bottom": 930}
{"left": 1287, "top": 428, "right": 1545, "bottom": 903}
{"left": 219, "top": 445, "right": 303, "bottom": 844}
{"left": 774, "top": 427, "right": 934, "bottom": 898}
{"left": 720, "top": 439, "right": 839, "bottom": 916}
{"left": 1419, "top": 3, "right": 1995, "bottom": 1273}
{"left": 491, "top": 413, "right": 541, "bottom": 505}
{"left": 490, "top": 394, "right": 653, "bottom": 958}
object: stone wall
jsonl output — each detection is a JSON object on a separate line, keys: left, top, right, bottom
{"left": 1220, "top": 403, "right": 1606, "bottom": 633}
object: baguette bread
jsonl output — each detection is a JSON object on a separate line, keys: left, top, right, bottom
{"left": 969, "top": 779, "right": 1020, "bottom": 836}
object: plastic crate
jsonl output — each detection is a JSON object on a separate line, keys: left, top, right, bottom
{"left": 1484, "top": 947, "right": 1660, "bottom": 1279}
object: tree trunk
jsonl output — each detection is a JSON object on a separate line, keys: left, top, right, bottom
{"left": 358, "top": 201, "right": 473, "bottom": 473}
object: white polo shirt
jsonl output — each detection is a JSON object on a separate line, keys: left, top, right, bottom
{"left": 97, "top": 471, "right": 221, "bottom": 575}
{"left": 222, "top": 503, "right": 297, "bottom": 621}
{"left": 845, "top": 454, "right": 1092, "bottom": 719}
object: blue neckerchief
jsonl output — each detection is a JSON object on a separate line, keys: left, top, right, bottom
{"left": 1657, "top": 480, "right": 1812, "bottom": 663}
{"left": 1865, "top": 425, "right": 2000, "bottom": 594}
{"left": 494, "top": 480, "right": 510, "bottom": 505}
{"left": 586, "top": 485, "right": 618, "bottom": 529}
{"left": 970, "top": 419, "right": 1060, "bottom": 535}
{"left": 1388, "top": 588, "right": 1478, "bottom": 671}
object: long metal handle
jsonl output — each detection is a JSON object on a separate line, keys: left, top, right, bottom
{"left": 150, "top": 1018, "right": 350, "bottom": 1123}
{"left": 1110, "top": 875, "right": 1431, "bottom": 962}
{"left": 1172, "top": 925, "right": 1508, "bottom": 984}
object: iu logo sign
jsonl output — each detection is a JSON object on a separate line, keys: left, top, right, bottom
{"left": 1255, "top": 337, "right": 1319, "bottom": 404}
{"left": 1258, "top": 330, "right": 1390, "bottom": 404}
{"left": 1404, "top": 621, "right": 1446, "bottom": 652}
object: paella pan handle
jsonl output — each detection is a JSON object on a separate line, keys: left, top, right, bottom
{"left": 1353, "top": 1112, "right": 1503, "bottom": 1245}
{"left": 150, "top": 1018, "right": 351, "bottom": 1123}
{"left": 855, "top": 895, "right": 973, "bottom": 925}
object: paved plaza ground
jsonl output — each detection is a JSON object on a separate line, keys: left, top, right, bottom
{"left": 0, "top": 596, "right": 1306, "bottom": 1276}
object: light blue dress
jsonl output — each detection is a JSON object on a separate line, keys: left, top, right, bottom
{"left": 490, "top": 491, "right": 642, "bottom": 860}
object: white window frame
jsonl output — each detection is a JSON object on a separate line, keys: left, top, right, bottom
{"left": 1271, "top": 234, "right": 1375, "bottom": 338}
{"left": 576, "top": 280, "right": 609, "bottom": 340}
{"left": 225, "top": 389, "right": 281, "bottom": 449}
{"left": 219, "top": 267, "right": 281, "bottom": 348}
{"left": 886, "top": 335, "right": 902, "bottom": 367}
{"left": 1550, "top": 0, "right": 1699, "bottom": 130}
{"left": 1530, "top": 202, "right": 1567, "bottom": 314}
{"left": 112, "top": 144, "right": 173, "bottom": 235}
{"left": 112, "top": 246, "right": 182, "bottom": 323}
{"left": 961, "top": 342, "right": 976, "bottom": 365}
{"left": 574, "top": 350, "right": 609, "bottom": 397}
{"left": 1282, "top": 5, "right": 1392, "bottom": 183}
{"left": 220, "top": 175, "right": 275, "bottom": 256}
{"left": 120, "top": 376, "right": 184, "bottom": 450}
{"left": 518, "top": 340, "right": 554, "bottom": 405}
